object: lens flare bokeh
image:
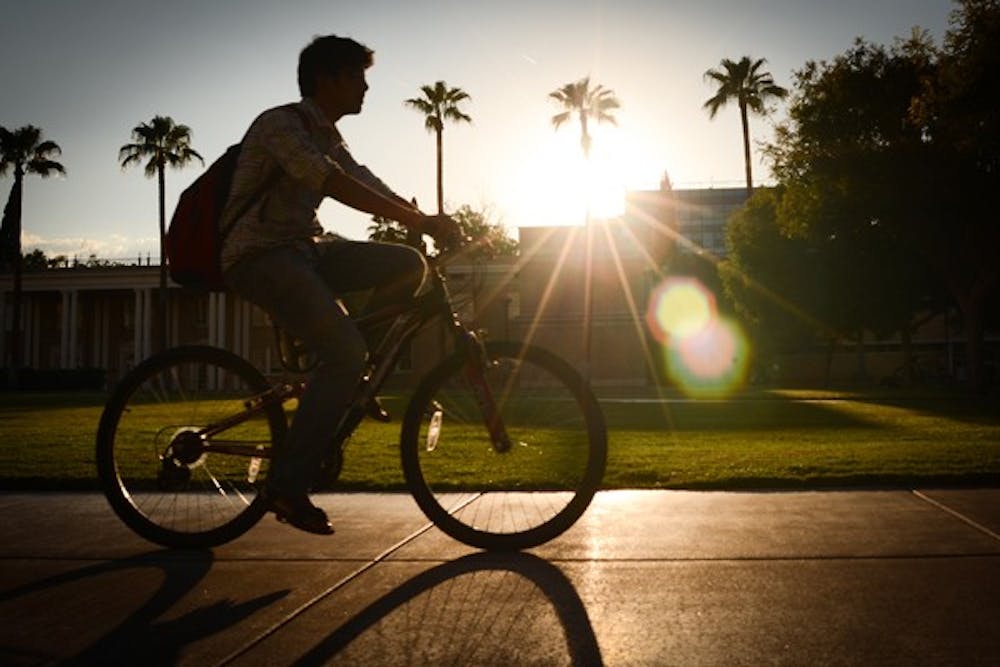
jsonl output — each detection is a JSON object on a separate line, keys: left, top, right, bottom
{"left": 645, "top": 277, "right": 716, "bottom": 342}
{"left": 646, "top": 277, "right": 750, "bottom": 398}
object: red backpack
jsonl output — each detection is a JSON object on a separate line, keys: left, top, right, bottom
{"left": 165, "top": 105, "right": 305, "bottom": 291}
{"left": 165, "top": 144, "right": 244, "bottom": 291}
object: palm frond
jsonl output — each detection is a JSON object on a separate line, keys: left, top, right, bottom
{"left": 0, "top": 125, "right": 65, "bottom": 176}
{"left": 28, "top": 159, "right": 66, "bottom": 177}
{"left": 406, "top": 80, "right": 472, "bottom": 132}
{"left": 120, "top": 115, "right": 203, "bottom": 176}
{"left": 550, "top": 111, "right": 571, "bottom": 128}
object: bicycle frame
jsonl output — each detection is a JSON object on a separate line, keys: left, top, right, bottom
{"left": 193, "top": 260, "right": 511, "bottom": 460}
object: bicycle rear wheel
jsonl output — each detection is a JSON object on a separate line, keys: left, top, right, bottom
{"left": 96, "top": 346, "right": 286, "bottom": 548}
{"left": 401, "top": 341, "right": 607, "bottom": 550}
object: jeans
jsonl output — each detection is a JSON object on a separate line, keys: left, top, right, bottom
{"left": 224, "top": 238, "right": 427, "bottom": 495}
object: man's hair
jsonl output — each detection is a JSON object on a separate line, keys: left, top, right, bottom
{"left": 298, "top": 35, "right": 374, "bottom": 97}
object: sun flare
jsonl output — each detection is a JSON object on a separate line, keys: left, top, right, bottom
{"left": 512, "top": 125, "right": 658, "bottom": 227}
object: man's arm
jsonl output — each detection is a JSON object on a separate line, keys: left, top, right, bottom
{"left": 323, "top": 168, "right": 423, "bottom": 227}
{"left": 323, "top": 169, "right": 458, "bottom": 241}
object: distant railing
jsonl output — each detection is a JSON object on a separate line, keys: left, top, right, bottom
{"left": 18, "top": 253, "right": 162, "bottom": 271}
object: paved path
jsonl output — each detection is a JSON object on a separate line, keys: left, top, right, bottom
{"left": 1, "top": 489, "right": 998, "bottom": 665}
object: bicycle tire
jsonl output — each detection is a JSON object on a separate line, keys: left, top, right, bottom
{"left": 401, "top": 341, "right": 607, "bottom": 550}
{"left": 96, "top": 346, "right": 286, "bottom": 548}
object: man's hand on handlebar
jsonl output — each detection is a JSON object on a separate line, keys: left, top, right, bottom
{"left": 420, "top": 213, "right": 463, "bottom": 246}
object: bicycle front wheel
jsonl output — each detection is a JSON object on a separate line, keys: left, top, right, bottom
{"left": 96, "top": 346, "right": 287, "bottom": 548}
{"left": 401, "top": 341, "right": 607, "bottom": 550}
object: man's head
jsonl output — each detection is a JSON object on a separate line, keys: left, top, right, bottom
{"left": 298, "top": 35, "right": 373, "bottom": 116}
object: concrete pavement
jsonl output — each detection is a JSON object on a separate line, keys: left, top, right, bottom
{"left": 1, "top": 488, "right": 998, "bottom": 665}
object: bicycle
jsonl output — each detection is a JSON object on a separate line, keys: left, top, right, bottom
{"left": 96, "top": 253, "right": 607, "bottom": 551}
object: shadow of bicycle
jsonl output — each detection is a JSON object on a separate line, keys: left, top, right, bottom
{"left": 0, "top": 549, "right": 289, "bottom": 665}
{"left": 295, "top": 551, "right": 603, "bottom": 666}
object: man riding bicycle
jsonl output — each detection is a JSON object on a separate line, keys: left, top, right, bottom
{"left": 221, "top": 34, "right": 460, "bottom": 535}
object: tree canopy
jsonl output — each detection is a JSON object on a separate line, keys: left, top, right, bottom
{"left": 742, "top": 0, "right": 1000, "bottom": 391}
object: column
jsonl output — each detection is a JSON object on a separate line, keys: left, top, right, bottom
{"left": 216, "top": 292, "right": 227, "bottom": 351}
{"left": 60, "top": 291, "right": 71, "bottom": 368}
{"left": 242, "top": 299, "right": 251, "bottom": 360}
{"left": 232, "top": 299, "right": 242, "bottom": 356}
{"left": 133, "top": 289, "right": 142, "bottom": 366}
{"left": 170, "top": 296, "right": 179, "bottom": 348}
{"left": 133, "top": 288, "right": 153, "bottom": 365}
{"left": 91, "top": 299, "right": 101, "bottom": 368}
{"left": 208, "top": 293, "right": 218, "bottom": 348}
{"left": 142, "top": 288, "right": 152, "bottom": 360}
{"left": 100, "top": 299, "right": 110, "bottom": 369}
{"left": 29, "top": 298, "right": 39, "bottom": 368}
{"left": 69, "top": 290, "right": 79, "bottom": 367}
{"left": 23, "top": 296, "right": 34, "bottom": 368}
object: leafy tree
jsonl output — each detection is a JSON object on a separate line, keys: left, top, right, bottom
{"left": 549, "top": 76, "right": 620, "bottom": 160}
{"left": 725, "top": 184, "right": 942, "bottom": 385}
{"left": 119, "top": 116, "right": 203, "bottom": 352}
{"left": 442, "top": 204, "right": 518, "bottom": 259}
{"left": 367, "top": 203, "right": 517, "bottom": 260}
{"left": 721, "top": 188, "right": 823, "bottom": 380}
{"left": 405, "top": 81, "right": 472, "bottom": 214}
{"left": 367, "top": 216, "right": 411, "bottom": 245}
{"left": 767, "top": 3, "right": 1000, "bottom": 391}
{"left": 21, "top": 248, "right": 49, "bottom": 271}
{"left": 1, "top": 125, "right": 66, "bottom": 380}
{"left": 703, "top": 56, "right": 788, "bottom": 192}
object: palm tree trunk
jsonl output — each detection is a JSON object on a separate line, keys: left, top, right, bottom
{"left": 157, "top": 163, "right": 168, "bottom": 354}
{"left": 6, "top": 171, "right": 24, "bottom": 388}
{"left": 740, "top": 102, "right": 753, "bottom": 193}
{"left": 582, "top": 210, "right": 594, "bottom": 382}
{"left": 435, "top": 128, "right": 444, "bottom": 214}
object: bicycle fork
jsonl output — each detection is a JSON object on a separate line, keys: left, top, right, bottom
{"left": 461, "top": 331, "right": 513, "bottom": 454}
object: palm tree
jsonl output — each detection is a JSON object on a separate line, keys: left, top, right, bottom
{"left": 549, "top": 77, "right": 620, "bottom": 382}
{"left": 703, "top": 56, "right": 788, "bottom": 192}
{"left": 1, "top": 125, "right": 65, "bottom": 385}
{"left": 549, "top": 76, "right": 621, "bottom": 159}
{"left": 119, "top": 116, "right": 202, "bottom": 352}
{"left": 404, "top": 81, "right": 472, "bottom": 214}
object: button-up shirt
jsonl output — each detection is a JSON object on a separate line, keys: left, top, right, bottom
{"left": 220, "top": 97, "right": 400, "bottom": 270}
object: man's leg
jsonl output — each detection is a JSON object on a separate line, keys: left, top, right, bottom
{"left": 225, "top": 244, "right": 366, "bottom": 532}
{"left": 315, "top": 239, "right": 428, "bottom": 348}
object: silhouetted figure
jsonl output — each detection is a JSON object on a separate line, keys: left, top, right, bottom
{"left": 220, "top": 35, "right": 459, "bottom": 535}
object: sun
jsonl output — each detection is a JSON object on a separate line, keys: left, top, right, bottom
{"left": 510, "top": 125, "right": 655, "bottom": 227}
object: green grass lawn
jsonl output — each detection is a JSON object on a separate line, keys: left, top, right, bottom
{"left": 1, "top": 389, "right": 998, "bottom": 490}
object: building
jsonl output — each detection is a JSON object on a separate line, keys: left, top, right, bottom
{"left": 0, "top": 185, "right": 747, "bottom": 390}
{"left": 625, "top": 181, "right": 748, "bottom": 259}
{"left": 7, "top": 185, "right": 986, "bottom": 390}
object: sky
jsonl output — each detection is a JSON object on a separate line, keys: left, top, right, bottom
{"left": 1, "top": 0, "right": 954, "bottom": 262}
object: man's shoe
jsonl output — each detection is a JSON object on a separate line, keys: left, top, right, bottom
{"left": 366, "top": 396, "right": 391, "bottom": 423}
{"left": 264, "top": 489, "right": 334, "bottom": 535}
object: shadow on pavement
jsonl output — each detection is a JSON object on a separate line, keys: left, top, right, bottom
{"left": 0, "top": 549, "right": 289, "bottom": 665}
{"left": 296, "top": 552, "right": 603, "bottom": 666}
